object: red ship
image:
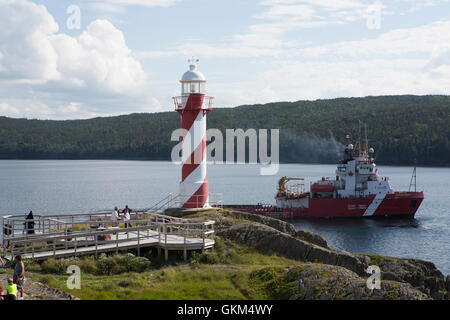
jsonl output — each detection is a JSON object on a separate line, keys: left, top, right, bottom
{"left": 225, "top": 136, "right": 424, "bottom": 219}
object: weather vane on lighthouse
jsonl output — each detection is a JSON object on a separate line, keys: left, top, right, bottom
{"left": 173, "top": 59, "right": 214, "bottom": 208}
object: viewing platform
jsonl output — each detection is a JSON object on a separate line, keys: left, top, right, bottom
{"left": 1, "top": 211, "right": 215, "bottom": 261}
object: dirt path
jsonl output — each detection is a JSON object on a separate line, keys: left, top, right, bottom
{"left": 0, "top": 272, "right": 78, "bottom": 300}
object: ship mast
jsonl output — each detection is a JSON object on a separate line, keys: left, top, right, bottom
{"left": 364, "top": 123, "right": 369, "bottom": 157}
{"left": 408, "top": 160, "right": 417, "bottom": 192}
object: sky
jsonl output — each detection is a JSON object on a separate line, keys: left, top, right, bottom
{"left": 1, "top": 0, "right": 450, "bottom": 119}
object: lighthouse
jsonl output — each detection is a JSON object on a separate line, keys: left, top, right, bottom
{"left": 173, "top": 59, "right": 214, "bottom": 208}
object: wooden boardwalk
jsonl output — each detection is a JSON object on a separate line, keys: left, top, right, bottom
{"left": 2, "top": 212, "right": 215, "bottom": 261}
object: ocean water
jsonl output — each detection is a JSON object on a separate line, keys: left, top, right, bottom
{"left": 0, "top": 160, "right": 448, "bottom": 274}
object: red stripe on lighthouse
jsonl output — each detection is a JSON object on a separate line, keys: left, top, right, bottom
{"left": 183, "top": 178, "right": 209, "bottom": 209}
{"left": 182, "top": 137, "right": 206, "bottom": 181}
{"left": 179, "top": 93, "right": 209, "bottom": 208}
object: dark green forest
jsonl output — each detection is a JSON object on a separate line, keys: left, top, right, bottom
{"left": 0, "top": 95, "right": 449, "bottom": 166}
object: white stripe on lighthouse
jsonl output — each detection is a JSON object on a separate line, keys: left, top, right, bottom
{"left": 182, "top": 157, "right": 206, "bottom": 183}
{"left": 363, "top": 193, "right": 386, "bottom": 216}
{"left": 181, "top": 111, "right": 205, "bottom": 164}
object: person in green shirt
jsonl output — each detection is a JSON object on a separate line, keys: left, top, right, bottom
{"left": 6, "top": 278, "right": 18, "bottom": 300}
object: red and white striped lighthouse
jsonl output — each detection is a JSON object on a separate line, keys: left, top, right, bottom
{"left": 173, "top": 59, "right": 214, "bottom": 208}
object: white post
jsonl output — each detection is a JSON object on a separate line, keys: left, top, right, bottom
{"left": 183, "top": 227, "right": 187, "bottom": 261}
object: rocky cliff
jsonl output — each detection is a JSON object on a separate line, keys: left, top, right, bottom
{"left": 173, "top": 208, "right": 449, "bottom": 300}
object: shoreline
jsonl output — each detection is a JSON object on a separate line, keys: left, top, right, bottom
{"left": 3, "top": 208, "right": 447, "bottom": 300}
{"left": 0, "top": 159, "right": 449, "bottom": 168}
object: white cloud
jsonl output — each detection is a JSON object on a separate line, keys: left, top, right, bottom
{"left": 0, "top": 0, "right": 60, "bottom": 83}
{"left": 293, "top": 20, "right": 450, "bottom": 59}
{"left": 136, "top": 0, "right": 372, "bottom": 60}
{"left": 0, "top": 0, "right": 158, "bottom": 119}
{"left": 204, "top": 19, "right": 450, "bottom": 106}
{"left": 0, "top": 102, "right": 20, "bottom": 116}
{"left": 102, "top": 0, "right": 180, "bottom": 7}
{"left": 90, "top": 2, "right": 127, "bottom": 13}
{"left": 211, "top": 56, "right": 450, "bottom": 108}
{"left": 51, "top": 19, "right": 147, "bottom": 95}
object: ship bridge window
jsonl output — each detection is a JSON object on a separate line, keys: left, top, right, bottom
{"left": 338, "top": 167, "right": 346, "bottom": 172}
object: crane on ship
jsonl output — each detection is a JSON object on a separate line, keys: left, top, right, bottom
{"left": 277, "top": 176, "right": 304, "bottom": 197}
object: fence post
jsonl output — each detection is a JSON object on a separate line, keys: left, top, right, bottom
{"left": 32, "top": 242, "right": 34, "bottom": 259}
{"left": 53, "top": 239, "right": 56, "bottom": 257}
{"left": 95, "top": 233, "right": 98, "bottom": 258}
{"left": 137, "top": 228, "right": 140, "bottom": 257}
{"left": 157, "top": 223, "right": 161, "bottom": 257}
{"left": 202, "top": 224, "right": 205, "bottom": 253}
{"left": 164, "top": 224, "right": 168, "bottom": 261}
{"left": 116, "top": 231, "right": 119, "bottom": 254}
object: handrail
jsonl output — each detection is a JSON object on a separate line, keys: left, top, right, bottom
{"left": 4, "top": 219, "right": 215, "bottom": 241}
{"left": 7, "top": 220, "right": 215, "bottom": 260}
{"left": 2, "top": 202, "right": 219, "bottom": 261}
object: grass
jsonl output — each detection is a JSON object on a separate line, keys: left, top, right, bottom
{"left": 26, "top": 239, "right": 307, "bottom": 300}
{"left": 363, "top": 254, "right": 398, "bottom": 267}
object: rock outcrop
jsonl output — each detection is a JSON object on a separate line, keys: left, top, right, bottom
{"left": 365, "top": 255, "right": 449, "bottom": 300}
{"left": 218, "top": 223, "right": 367, "bottom": 275}
{"left": 286, "top": 264, "right": 430, "bottom": 300}
{"left": 170, "top": 208, "right": 449, "bottom": 300}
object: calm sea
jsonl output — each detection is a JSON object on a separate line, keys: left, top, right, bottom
{"left": 0, "top": 160, "right": 448, "bottom": 274}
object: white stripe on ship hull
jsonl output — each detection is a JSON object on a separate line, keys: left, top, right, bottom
{"left": 363, "top": 193, "right": 386, "bottom": 216}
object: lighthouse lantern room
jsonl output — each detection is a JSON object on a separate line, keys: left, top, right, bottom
{"left": 173, "top": 59, "right": 214, "bottom": 208}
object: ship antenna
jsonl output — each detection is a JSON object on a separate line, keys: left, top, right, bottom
{"left": 357, "top": 120, "right": 362, "bottom": 156}
{"left": 364, "top": 123, "right": 369, "bottom": 156}
{"left": 408, "top": 159, "right": 417, "bottom": 192}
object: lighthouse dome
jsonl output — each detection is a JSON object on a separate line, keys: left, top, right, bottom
{"left": 181, "top": 64, "right": 206, "bottom": 82}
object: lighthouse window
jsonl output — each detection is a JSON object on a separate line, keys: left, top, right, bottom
{"left": 182, "top": 83, "right": 189, "bottom": 94}
{"left": 190, "top": 83, "right": 200, "bottom": 93}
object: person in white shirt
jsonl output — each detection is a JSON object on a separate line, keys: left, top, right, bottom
{"left": 111, "top": 207, "right": 120, "bottom": 227}
{"left": 122, "top": 205, "right": 131, "bottom": 229}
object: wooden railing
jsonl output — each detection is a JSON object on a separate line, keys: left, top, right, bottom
{"left": 2, "top": 212, "right": 215, "bottom": 261}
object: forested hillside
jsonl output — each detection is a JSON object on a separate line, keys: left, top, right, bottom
{"left": 0, "top": 95, "right": 449, "bottom": 166}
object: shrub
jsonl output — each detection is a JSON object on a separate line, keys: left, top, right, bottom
{"left": 41, "top": 258, "right": 78, "bottom": 275}
{"left": 78, "top": 256, "right": 98, "bottom": 275}
{"left": 190, "top": 251, "right": 219, "bottom": 265}
{"left": 97, "top": 254, "right": 116, "bottom": 275}
{"left": 38, "top": 253, "right": 151, "bottom": 276}
{"left": 97, "top": 253, "right": 150, "bottom": 275}
{"left": 23, "top": 259, "right": 41, "bottom": 272}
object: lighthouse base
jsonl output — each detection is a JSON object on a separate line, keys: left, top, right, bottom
{"left": 179, "top": 181, "right": 209, "bottom": 209}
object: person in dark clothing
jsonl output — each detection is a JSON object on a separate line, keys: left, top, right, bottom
{"left": 25, "top": 211, "right": 35, "bottom": 235}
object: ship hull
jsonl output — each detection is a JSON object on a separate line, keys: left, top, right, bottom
{"left": 223, "top": 192, "right": 424, "bottom": 219}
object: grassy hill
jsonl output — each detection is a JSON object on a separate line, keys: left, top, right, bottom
{"left": 0, "top": 95, "right": 449, "bottom": 166}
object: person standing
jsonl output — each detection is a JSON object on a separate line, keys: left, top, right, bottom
{"left": 25, "top": 211, "right": 35, "bottom": 235}
{"left": 122, "top": 205, "right": 131, "bottom": 228}
{"left": 13, "top": 255, "right": 24, "bottom": 299}
{"left": 111, "top": 206, "right": 120, "bottom": 227}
